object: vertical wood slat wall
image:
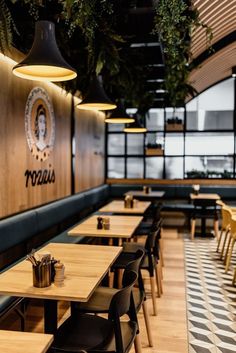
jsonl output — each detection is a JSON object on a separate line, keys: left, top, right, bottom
{"left": 0, "top": 54, "right": 105, "bottom": 219}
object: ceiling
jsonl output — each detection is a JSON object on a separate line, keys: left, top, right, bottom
{"left": 118, "top": 0, "right": 236, "bottom": 106}
{"left": 8, "top": 0, "right": 236, "bottom": 106}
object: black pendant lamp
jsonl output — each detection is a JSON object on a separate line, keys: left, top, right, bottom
{"left": 105, "top": 100, "right": 135, "bottom": 123}
{"left": 77, "top": 75, "right": 117, "bottom": 111}
{"left": 12, "top": 21, "right": 77, "bottom": 82}
{"left": 124, "top": 114, "right": 147, "bottom": 133}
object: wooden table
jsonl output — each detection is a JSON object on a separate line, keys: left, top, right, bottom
{"left": 0, "top": 330, "right": 53, "bottom": 353}
{"left": 190, "top": 193, "right": 220, "bottom": 200}
{"left": 68, "top": 214, "right": 143, "bottom": 245}
{"left": 124, "top": 190, "right": 165, "bottom": 199}
{"left": 0, "top": 243, "right": 121, "bottom": 334}
{"left": 190, "top": 193, "right": 221, "bottom": 235}
{"left": 98, "top": 200, "right": 151, "bottom": 214}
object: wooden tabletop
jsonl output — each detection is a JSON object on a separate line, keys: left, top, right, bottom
{"left": 68, "top": 214, "right": 143, "bottom": 239}
{"left": 0, "top": 243, "right": 121, "bottom": 302}
{"left": 98, "top": 200, "right": 151, "bottom": 214}
{"left": 124, "top": 190, "right": 165, "bottom": 198}
{"left": 190, "top": 193, "right": 221, "bottom": 200}
{"left": 0, "top": 330, "right": 53, "bottom": 353}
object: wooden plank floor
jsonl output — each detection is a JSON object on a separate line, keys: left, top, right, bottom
{"left": 0, "top": 228, "right": 188, "bottom": 353}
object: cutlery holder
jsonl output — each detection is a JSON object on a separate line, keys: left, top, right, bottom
{"left": 33, "top": 263, "right": 51, "bottom": 288}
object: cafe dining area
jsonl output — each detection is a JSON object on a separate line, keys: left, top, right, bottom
{"left": 0, "top": 1, "right": 236, "bottom": 353}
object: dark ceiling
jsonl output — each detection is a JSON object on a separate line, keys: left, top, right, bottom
{"left": 8, "top": 0, "right": 236, "bottom": 107}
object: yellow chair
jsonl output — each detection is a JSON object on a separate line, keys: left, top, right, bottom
{"left": 225, "top": 215, "right": 236, "bottom": 273}
{"left": 217, "top": 205, "right": 232, "bottom": 257}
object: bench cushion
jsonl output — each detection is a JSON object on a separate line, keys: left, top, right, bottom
{"left": 0, "top": 211, "right": 38, "bottom": 253}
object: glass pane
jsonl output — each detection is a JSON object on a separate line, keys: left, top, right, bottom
{"left": 107, "top": 123, "right": 125, "bottom": 132}
{"left": 145, "top": 132, "right": 164, "bottom": 149}
{"left": 146, "top": 109, "right": 164, "bottom": 131}
{"left": 185, "top": 156, "right": 234, "bottom": 178}
{"left": 166, "top": 107, "right": 184, "bottom": 124}
{"left": 146, "top": 157, "right": 163, "bottom": 178}
{"left": 127, "top": 134, "right": 143, "bottom": 155}
{"left": 185, "top": 133, "right": 234, "bottom": 155}
{"left": 127, "top": 158, "right": 144, "bottom": 178}
{"left": 107, "top": 157, "right": 125, "bottom": 178}
{"left": 165, "top": 157, "right": 184, "bottom": 179}
{"left": 108, "top": 134, "right": 125, "bottom": 155}
{"left": 165, "top": 133, "right": 184, "bottom": 155}
{"left": 186, "top": 78, "right": 234, "bottom": 131}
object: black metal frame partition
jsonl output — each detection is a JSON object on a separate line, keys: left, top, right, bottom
{"left": 105, "top": 77, "right": 236, "bottom": 180}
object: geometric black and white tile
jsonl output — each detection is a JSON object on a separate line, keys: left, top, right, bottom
{"left": 184, "top": 238, "right": 236, "bottom": 353}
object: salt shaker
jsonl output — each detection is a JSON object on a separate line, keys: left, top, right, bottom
{"left": 54, "top": 261, "right": 65, "bottom": 287}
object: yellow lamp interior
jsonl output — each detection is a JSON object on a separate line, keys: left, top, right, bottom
{"left": 77, "top": 103, "right": 117, "bottom": 111}
{"left": 12, "top": 65, "right": 77, "bottom": 82}
{"left": 124, "top": 127, "right": 147, "bottom": 133}
{"left": 105, "top": 117, "right": 135, "bottom": 123}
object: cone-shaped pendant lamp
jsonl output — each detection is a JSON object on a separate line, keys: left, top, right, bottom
{"left": 77, "top": 75, "right": 117, "bottom": 111}
{"left": 105, "top": 100, "right": 135, "bottom": 123}
{"left": 12, "top": 21, "right": 77, "bottom": 81}
{"left": 124, "top": 115, "right": 147, "bottom": 133}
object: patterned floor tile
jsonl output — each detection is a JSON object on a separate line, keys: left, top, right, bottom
{"left": 184, "top": 237, "right": 236, "bottom": 353}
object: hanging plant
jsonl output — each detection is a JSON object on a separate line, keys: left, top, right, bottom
{"left": 153, "top": 0, "right": 212, "bottom": 108}
{"left": 0, "top": 0, "right": 18, "bottom": 53}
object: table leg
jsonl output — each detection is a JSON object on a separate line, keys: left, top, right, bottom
{"left": 44, "top": 299, "right": 58, "bottom": 334}
{"left": 201, "top": 217, "right": 206, "bottom": 235}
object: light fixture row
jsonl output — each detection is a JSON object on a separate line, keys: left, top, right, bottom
{"left": 12, "top": 20, "right": 146, "bottom": 132}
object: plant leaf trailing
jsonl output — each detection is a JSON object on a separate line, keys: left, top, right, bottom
{"left": 153, "top": 0, "right": 212, "bottom": 108}
{"left": 0, "top": 0, "right": 18, "bottom": 53}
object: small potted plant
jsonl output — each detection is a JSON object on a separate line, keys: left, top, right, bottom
{"left": 145, "top": 142, "right": 164, "bottom": 156}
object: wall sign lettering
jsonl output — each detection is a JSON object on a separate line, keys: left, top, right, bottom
{"left": 25, "top": 166, "right": 56, "bottom": 188}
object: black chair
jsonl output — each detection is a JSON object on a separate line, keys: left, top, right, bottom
{"left": 190, "top": 198, "right": 219, "bottom": 240}
{"left": 111, "top": 250, "right": 153, "bottom": 347}
{"left": 113, "top": 226, "right": 162, "bottom": 316}
{"left": 73, "top": 250, "right": 145, "bottom": 352}
{"left": 50, "top": 271, "right": 138, "bottom": 353}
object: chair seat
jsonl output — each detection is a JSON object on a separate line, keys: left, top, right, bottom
{"left": 52, "top": 314, "right": 137, "bottom": 353}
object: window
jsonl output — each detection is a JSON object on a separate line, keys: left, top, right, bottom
{"left": 106, "top": 78, "right": 235, "bottom": 179}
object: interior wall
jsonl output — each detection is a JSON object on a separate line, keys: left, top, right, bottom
{"left": 0, "top": 53, "right": 106, "bottom": 219}
{"left": 74, "top": 108, "right": 105, "bottom": 192}
{"left": 0, "top": 54, "right": 72, "bottom": 218}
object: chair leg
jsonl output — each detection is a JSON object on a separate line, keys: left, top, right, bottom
{"left": 225, "top": 239, "right": 235, "bottom": 273}
{"left": 155, "top": 263, "right": 163, "bottom": 297}
{"left": 150, "top": 275, "right": 158, "bottom": 316}
{"left": 142, "top": 300, "right": 153, "bottom": 347}
{"left": 214, "top": 219, "right": 219, "bottom": 239}
{"left": 191, "top": 219, "right": 196, "bottom": 240}
{"left": 223, "top": 234, "right": 232, "bottom": 265}
{"left": 216, "top": 229, "right": 224, "bottom": 252}
{"left": 220, "top": 229, "right": 230, "bottom": 260}
{"left": 134, "top": 333, "right": 142, "bottom": 353}
{"left": 232, "top": 267, "right": 236, "bottom": 286}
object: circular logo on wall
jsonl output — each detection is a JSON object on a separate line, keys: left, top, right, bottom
{"left": 25, "top": 87, "right": 55, "bottom": 162}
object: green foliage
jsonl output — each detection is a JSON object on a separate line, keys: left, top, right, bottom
{"left": 0, "top": 0, "right": 17, "bottom": 53}
{"left": 153, "top": 0, "right": 212, "bottom": 107}
{"left": 59, "top": 0, "right": 123, "bottom": 75}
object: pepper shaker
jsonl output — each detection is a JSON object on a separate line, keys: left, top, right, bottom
{"left": 54, "top": 261, "right": 65, "bottom": 287}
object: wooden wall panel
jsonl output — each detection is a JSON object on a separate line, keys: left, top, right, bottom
{"left": 0, "top": 54, "right": 72, "bottom": 218}
{"left": 74, "top": 108, "right": 105, "bottom": 192}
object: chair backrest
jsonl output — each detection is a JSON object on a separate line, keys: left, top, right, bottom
{"left": 230, "top": 215, "right": 236, "bottom": 239}
{"left": 222, "top": 206, "right": 232, "bottom": 229}
{"left": 122, "top": 249, "right": 146, "bottom": 304}
{"left": 108, "top": 270, "right": 138, "bottom": 353}
{"left": 122, "top": 249, "right": 144, "bottom": 284}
